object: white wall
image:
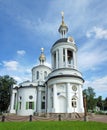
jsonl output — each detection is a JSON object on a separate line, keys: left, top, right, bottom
{"left": 47, "top": 76, "right": 84, "bottom": 113}
{"left": 17, "top": 87, "right": 37, "bottom": 116}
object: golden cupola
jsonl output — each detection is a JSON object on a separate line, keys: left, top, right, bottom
{"left": 58, "top": 11, "right": 68, "bottom": 38}
{"left": 39, "top": 48, "right": 46, "bottom": 65}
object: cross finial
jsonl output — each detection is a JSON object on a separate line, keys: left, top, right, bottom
{"left": 61, "top": 11, "right": 64, "bottom": 17}
{"left": 41, "top": 48, "right": 44, "bottom": 53}
{"left": 61, "top": 11, "right": 64, "bottom": 22}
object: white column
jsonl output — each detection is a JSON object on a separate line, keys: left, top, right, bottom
{"left": 67, "top": 83, "right": 71, "bottom": 113}
{"left": 78, "top": 85, "right": 84, "bottom": 113}
{"left": 47, "top": 86, "right": 51, "bottom": 113}
{"left": 65, "top": 48, "right": 67, "bottom": 67}
{"left": 56, "top": 50, "right": 58, "bottom": 69}
{"left": 73, "top": 51, "right": 77, "bottom": 69}
{"left": 10, "top": 91, "right": 16, "bottom": 113}
{"left": 45, "top": 84, "right": 47, "bottom": 113}
{"left": 59, "top": 48, "right": 63, "bottom": 68}
{"left": 53, "top": 84, "right": 57, "bottom": 112}
{"left": 37, "top": 88, "right": 41, "bottom": 113}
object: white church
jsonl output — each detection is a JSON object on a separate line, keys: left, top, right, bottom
{"left": 10, "top": 13, "right": 84, "bottom": 116}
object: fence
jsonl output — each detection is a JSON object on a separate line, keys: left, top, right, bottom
{"left": 0, "top": 113, "right": 83, "bottom": 122}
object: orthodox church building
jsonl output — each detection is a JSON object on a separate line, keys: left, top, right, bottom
{"left": 10, "top": 13, "right": 84, "bottom": 116}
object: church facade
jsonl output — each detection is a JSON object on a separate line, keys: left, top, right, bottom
{"left": 10, "top": 13, "right": 84, "bottom": 116}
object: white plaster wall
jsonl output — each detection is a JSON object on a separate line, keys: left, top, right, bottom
{"left": 32, "top": 65, "right": 51, "bottom": 82}
{"left": 17, "top": 87, "right": 37, "bottom": 116}
{"left": 47, "top": 69, "right": 83, "bottom": 80}
{"left": 47, "top": 77, "right": 84, "bottom": 113}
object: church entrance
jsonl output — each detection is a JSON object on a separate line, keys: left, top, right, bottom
{"left": 58, "top": 96, "right": 66, "bottom": 113}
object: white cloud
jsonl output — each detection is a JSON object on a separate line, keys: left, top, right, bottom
{"left": 3, "top": 60, "right": 19, "bottom": 71}
{"left": 78, "top": 38, "right": 107, "bottom": 71}
{"left": 84, "top": 76, "right": 107, "bottom": 98}
{"left": 17, "top": 50, "right": 26, "bottom": 56}
{"left": 12, "top": 76, "right": 22, "bottom": 83}
{"left": 12, "top": 75, "right": 31, "bottom": 83}
{"left": 45, "top": 62, "right": 51, "bottom": 68}
{"left": 86, "top": 26, "right": 107, "bottom": 39}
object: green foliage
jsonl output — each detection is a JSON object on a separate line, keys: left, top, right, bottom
{"left": 83, "top": 87, "right": 107, "bottom": 112}
{"left": 0, "top": 121, "right": 107, "bottom": 130}
{"left": 0, "top": 75, "right": 17, "bottom": 112}
{"left": 96, "top": 96, "right": 103, "bottom": 110}
{"left": 104, "top": 97, "right": 107, "bottom": 110}
{"left": 83, "top": 87, "right": 96, "bottom": 111}
{"left": 95, "top": 111, "right": 106, "bottom": 115}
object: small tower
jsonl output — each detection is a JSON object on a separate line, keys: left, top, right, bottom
{"left": 32, "top": 48, "right": 51, "bottom": 83}
{"left": 51, "top": 12, "right": 77, "bottom": 70}
{"left": 58, "top": 11, "right": 68, "bottom": 38}
{"left": 39, "top": 48, "right": 46, "bottom": 65}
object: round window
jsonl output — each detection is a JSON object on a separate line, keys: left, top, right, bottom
{"left": 29, "top": 95, "right": 33, "bottom": 99}
{"left": 43, "top": 96, "right": 45, "bottom": 100}
{"left": 72, "top": 85, "right": 77, "bottom": 91}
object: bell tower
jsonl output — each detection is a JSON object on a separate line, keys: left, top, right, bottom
{"left": 51, "top": 12, "right": 77, "bottom": 70}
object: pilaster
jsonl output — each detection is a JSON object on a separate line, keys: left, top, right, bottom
{"left": 53, "top": 84, "right": 57, "bottom": 112}
{"left": 59, "top": 48, "right": 63, "bottom": 68}
{"left": 67, "top": 83, "right": 71, "bottom": 113}
{"left": 78, "top": 85, "right": 84, "bottom": 113}
{"left": 65, "top": 48, "right": 67, "bottom": 67}
{"left": 37, "top": 88, "right": 41, "bottom": 113}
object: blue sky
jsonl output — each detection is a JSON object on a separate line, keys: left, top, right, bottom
{"left": 0, "top": 0, "right": 107, "bottom": 99}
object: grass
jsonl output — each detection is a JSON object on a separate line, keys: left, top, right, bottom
{"left": 0, "top": 121, "right": 107, "bottom": 130}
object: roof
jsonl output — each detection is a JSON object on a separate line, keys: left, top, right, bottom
{"left": 52, "top": 38, "right": 68, "bottom": 47}
{"left": 32, "top": 64, "right": 52, "bottom": 71}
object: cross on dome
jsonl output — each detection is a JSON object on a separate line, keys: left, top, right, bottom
{"left": 58, "top": 11, "right": 68, "bottom": 38}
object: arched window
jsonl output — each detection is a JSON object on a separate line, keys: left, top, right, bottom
{"left": 44, "top": 71, "right": 47, "bottom": 79}
{"left": 72, "top": 98, "right": 77, "bottom": 108}
{"left": 53, "top": 52, "right": 56, "bottom": 68}
{"left": 63, "top": 48, "right": 65, "bottom": 63}
{"left": 67, "top": 50, "right": 73, "bottom": 65}
{"left": 36, "top": 71, "right": 39, "bottom": 79}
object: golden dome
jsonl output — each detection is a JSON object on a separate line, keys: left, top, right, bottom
{"left": 58, "top": 11, "right": 68, "bottom": 38}
{"left": 39, "top": 48, "right": 46, "bottom": 64}
{"left": 39, "top": 53, "right": 46, "bottom": 60}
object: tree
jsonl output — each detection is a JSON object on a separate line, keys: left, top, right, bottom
{"left": 104, "top": 97, "right": 107, "bottom": 110}
{"left": 83, "top": 87, "right": 96, "bottom": 111}
{"left": 0, "top": 75, "right": 17, "bottom": 112}
{"left": 96, "top": 96, "right": 103, "bottom": 110}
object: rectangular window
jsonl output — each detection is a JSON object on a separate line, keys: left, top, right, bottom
{"left": 26, "top": 102, "right": 34, "bottom": 110}
{"left": 19, "top": 102, "right": 21, "bottom": 110}
{"left": 41, "top": 102, "right": 45, "bottom": 109}
{"left": 29, "top": 102, "right": 33, "bottom": 109}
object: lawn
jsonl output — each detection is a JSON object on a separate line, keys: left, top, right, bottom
{"left": 0, "top": 121, "right": 107, "bottom": 130}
